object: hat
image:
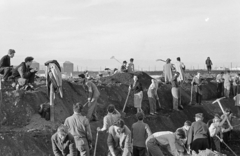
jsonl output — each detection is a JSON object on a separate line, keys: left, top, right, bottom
{"left": 176, "top": 128, "right": 186, "bottom": 139}
{"left": 195, "top": 113, "right": 203, "bottom": 118}
{"left": 78, "top": 74, "right": 85, "bottom": 79}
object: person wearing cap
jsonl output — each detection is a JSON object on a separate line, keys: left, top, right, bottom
{"left": 216, "top": 71, "right": 224, "bottom": 98}
{"left": 187, "top": 113, "right": 211, "bottom": 154}
{"left": 205, "top": 57, "right": 213, "bottom": 74}
{"left": 11, "top": 56, "right": 37, "bottom": 90}
{"left": 191, "top": 72, "right": 203, "bottom": 105}
{"left": 163, "top": 58, "right": 175, "bottom": 84}
{"left": 127, "top": 58, "right": 135, "bottom": 73}
{"left": 147, "top": 79, "right": 161, "bottom": 115}
{"left": 171, "top": 72, "right": 181, "bottom": 111}
{"left": 132, "top": 112, "right": 152, "bottom": 156}
{"left": 51, "top": 125, "right": 77, "bottom": 156}
{"left": 146, "top": 129, "right": 186, "bottom": 156}
{"left": 64, "top": 103, "right": 92, "bottom": 156}
{"left": 78, "top": 73, "right": 100, "bottom": 122}
{"left": 175, "top": 57, "right": 186, "bottom": 83}
{"left": 220, "top": 109, "right": 234, "bottom": 146}
{"left": 130, "top": 75, "right": 143, "bottom": 113}
{"left": 97, "top": 104, "right": 121, "bottom": 132}
{"left": 107, "top": 119, "right": 132, "bottom": 156}
{"left": 177, "top": 121, "right": 192, "bottom": 146}
{"left": 121, "top": 61, "right": 128, "bottom": 73}
{"left": 0, "top": 49, "right": 15, "bottom": 82}
{"left": 223, "top": 70, "right": 232, "bottom": 98}
{"left": 209, "top": 114, "right": 228, "bottom": 152}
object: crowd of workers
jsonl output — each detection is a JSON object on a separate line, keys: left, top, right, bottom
{"left": 0, "top": 49, "right": 240, "bottom": 156}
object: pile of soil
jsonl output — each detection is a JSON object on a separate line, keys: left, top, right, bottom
{"left": 0, "top": 72, "right": 239, "bottom": 156}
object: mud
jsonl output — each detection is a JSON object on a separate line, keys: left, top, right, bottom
{"left": 0, "top": 72, "right": 240, "bottom": 156}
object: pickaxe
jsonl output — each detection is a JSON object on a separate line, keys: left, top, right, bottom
{"left": 212, "top": 97, "right": 232, "bottom": 127}
{"left": 110, "top": 56, "right": 121, "bottom": 64}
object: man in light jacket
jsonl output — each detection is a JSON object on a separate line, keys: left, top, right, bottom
{"left": 147, "top": 79, "right": 160, "bottom": 115}
{"left": 175, "top": 57, "right": 185, "bottom": 83}
{"left": 107, "top": 119, "right": 132, "bottom": 156}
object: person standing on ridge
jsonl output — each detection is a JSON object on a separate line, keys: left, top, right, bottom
{"left": 175, "top": 57, "right": 185, "bottom": 83}
{"left": 147, "top": 79, "right": 160, "bottom": 115}
{"left": 171, "top": 72, "right": 181, "bottom": 111}
{"left": 0, "top": 49, "right": 15, "bottom": 82}
{"left": 223, "top": 70, "right": 232, "bottom": 98}
{"left": 127, "top": 58, "right": 135, "bottom": 73}
{"left": 163, "top": 58, "right": 174, "bottom": 84}
{"left": 191, "top": 72, "right": 203, "bottom": 105}
{"left": 121, "top": 61, "right": 128, "bottom": 73}
{"left": 78, "top": 74, "right": 100, "bottom": 122}
{"left": 130, "top": 75, "right": 143, "bottom": 113}
{"left": 205, "top": 57, "right": 213, "bottom": 74}
{"left": 216, "top": 71, "right": 224, "bottom": 98}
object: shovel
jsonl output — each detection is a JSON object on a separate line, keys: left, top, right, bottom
{"left": 121, "top": 87, "right": 131, "bottom": 117}
{"left": 93, "top": 131, "right": 99, "bottom": 156}
{"left": 216, "top": 135, "right": 237, "bottom": 156}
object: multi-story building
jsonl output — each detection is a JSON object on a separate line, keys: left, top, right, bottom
{"left": 63, "top": 61, "right": 74, "bottom": 75}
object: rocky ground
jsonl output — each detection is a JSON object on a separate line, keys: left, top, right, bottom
{"left": 0, "top": 72, "right": 240, "bottom": 156}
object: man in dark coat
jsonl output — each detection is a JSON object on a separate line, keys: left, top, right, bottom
{"left": 0, "top": 49, "right": 15, "bottom": 82}
{"left": 11, "top": 57, "right": 37, "bottom": 89}
{"left": 187, "top": 113, "right": 211, "bottom": 154}
{"left": 51, "top": 125, "right": 77, "bottom": 156}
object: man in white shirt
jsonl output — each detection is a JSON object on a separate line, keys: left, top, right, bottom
{"left": 146, "top": 129, "right": 186, "bottom": 156}
{"left": 175, "top": 57, "right": 185, "bottom": 83}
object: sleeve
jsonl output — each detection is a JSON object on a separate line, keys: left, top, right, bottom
{"left": 86, "top": 82, "right": 93, "bottom": 99}
{"left": 101, "top": 116, "right": 108, "bottom": 131}
{"left": 51, "top": 136, "right": 63, "bottom": 156}
{"left": 187, "top": 124, "right": 194, "bottom": 146}
{"left": 68, "top": 134, "right": 78, "bottom": 156}
{"left": 107, "top": 131, "right": 116, "bottom": 156}
{"left": 85, "top": 119, "right": 93, "bottom": 144}
{"left": 123, "top": 132, "right": 132, "bottom": 155}
{"left": 145, "top": 124, "right": 152, "bottom": 137}
{"left": 133, "top": 64, "right": 135, "bottom": 71}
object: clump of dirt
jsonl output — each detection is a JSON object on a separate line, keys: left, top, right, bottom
{"left": 0, "top": 72, "right": 239, "bottom": 156}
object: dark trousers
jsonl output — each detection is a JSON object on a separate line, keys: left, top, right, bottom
{"left": 222, "top": 131, "right": 231, "bottom": 145}
{"left": 195, "top": 92, "right": 202, "bottom": 104}
{"left": 133, "top": 146, "right": 146, "bottom": 156}
{"left": 146, "top": 138, "right": 164, "bottom": 156}
{"left": 191, "top": 138, "right": 209, "bottom": 154}
{"left": 0, "top": 67, "right": 12, "bottom": 81}
{"left": 211, "top": 137, "right": 221, "bottom": 152}
{"left": 217, "top": 83, "right": 223, "bottom": 98}
{"left": 233, "top": 85, "right": 238, "bottom": 96}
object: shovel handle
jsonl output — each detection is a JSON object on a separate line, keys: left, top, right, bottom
{"left": 93, "top": 131, "right": 99, "bottom": 156}
{"left": 122, "top": 88, "right": 131, "bottom": 112}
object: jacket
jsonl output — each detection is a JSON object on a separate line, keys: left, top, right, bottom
{"left": 86, "top": 80, "right": 100, "bottom": 100}
{"left": 107, "top": 125, "right": 132, "bottom": 156}
{"left": 45, "top": 60, "right": 63, "bottom": 98}
{"left": 51, "top": 132, "right": 77, "bottom": 156}
{"left": 0, "top": 55, "right": 10, "bottom": 68}
{"left": 187, "top": 120, "right": 210, "bottom": 146}
{"left": 205, "top": 59, "right": 212, "bottom": 66}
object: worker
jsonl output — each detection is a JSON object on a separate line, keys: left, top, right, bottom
{"left": 127, "top": 58, "right": 135, "bottom": 73}
{"left": 146, "top": 129, "right": 186, "bottom": 156}
{"left": 11, "top": 56, "right": 37, "bottom": 90}
{"left": 209, "top": 114, "right": 228, "bottom": 152}
{"left": 78, "top": 74, "right": 100, "bottom": 122}
{"left": 216, "top": 71, "right": 224, "bottom": 98}
{"left": 232, "top": 73, "right": 240, "bottom": 97}
{"left": 163, "top": 58, "right": 174, "bottom": 84}
{"left": 0, "top": 49, "right": 15, "bottom": 82}
{"left": 177, "top": 121, "right": 192, "bottom": 146}
{"left": 97, "top": 104, "right": 121, "bottom": 132}
{"left": 64, "top": 103, "right": 92, "bottom": 156}
{"left": 107, "top": 119, "right": 132, "bottom": 156}
{"left": 121, "top": 61, "right": 128, "bottom": 73}
{"left": 191, "top": 72, "right": 203, "bottom": 105}
{"left": 205, "top": 57, "right": 213, "bottom": 74}
{"left": 51, "top": 125, "right": 77, "bottom": 156}
{"left": 130, "top": 75, "right": 143, "bottom": 113}
{"left": 187, "top": 113, "right": 211, "bottom": 154}
{"left": 171, "top": 72, "right": 181, "bottom": 111}
{"left": 147, "top": 79, "right": 160, "bottom": 115}
{"left": 223, "top": 70, "right": 232, "bottom": 98}
{"left": 175, "top": 57, "right": 185, "bottom": 83}
{"left": 132, "top": 112, "right": 152, "bottom": 156}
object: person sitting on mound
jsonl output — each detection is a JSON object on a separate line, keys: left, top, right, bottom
{"left": 11, "top": 56, "right": 37, "bottom": 90}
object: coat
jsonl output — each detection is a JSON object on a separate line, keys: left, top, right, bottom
{"left": 175, "top": 61, "right": 185, "bottom": 82}
{"left": 51, "top": 132, "right": 77, "bottom": 156}
{"left": 107, "top": 125, "right": 132, "bottom": 156}
{"left": 45, "top": 60, "right": 63, "bottom": 98}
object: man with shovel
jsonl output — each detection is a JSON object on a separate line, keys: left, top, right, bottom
{"left": 78, "top": 74, "right": 100, "bottom": 122}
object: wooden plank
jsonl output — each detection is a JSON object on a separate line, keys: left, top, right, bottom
{"left": 50, "top": 83, "right": 55, "bottom": 122}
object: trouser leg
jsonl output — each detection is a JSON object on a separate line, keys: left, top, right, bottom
{"left": 75, "top": 138, "right": 90, "bottom": 156}
{"left": 87, "top": 97, "right": 98, "bottom": 120}
{"left": 196, "top": 92, "right": 199, "bottom": 103}
{"left": 148, "top": 97, "right": 156, "bottom": 113}
{"left": 147, "top": 138, "right": 164, "bottom": 156}
{"left": 133, "top": 146, "right": 139, "bottom": 156}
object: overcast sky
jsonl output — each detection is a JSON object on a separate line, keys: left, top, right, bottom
{"left": 0, "top": 0, "right": 239, "bottom": 71}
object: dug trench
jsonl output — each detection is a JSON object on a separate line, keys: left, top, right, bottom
{"left": 0, "top": 72, "right": 240, "bottom": 156}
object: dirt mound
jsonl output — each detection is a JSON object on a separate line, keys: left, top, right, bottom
{"left": 0, "top": 72, "right": 239, "bottom": 156}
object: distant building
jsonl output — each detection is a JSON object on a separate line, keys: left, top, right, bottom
{"left": 63, "top": 61, "right": 74, "bottom": 75}
{"left": 31, "top": 61, "right": 40, "bottom": 71}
